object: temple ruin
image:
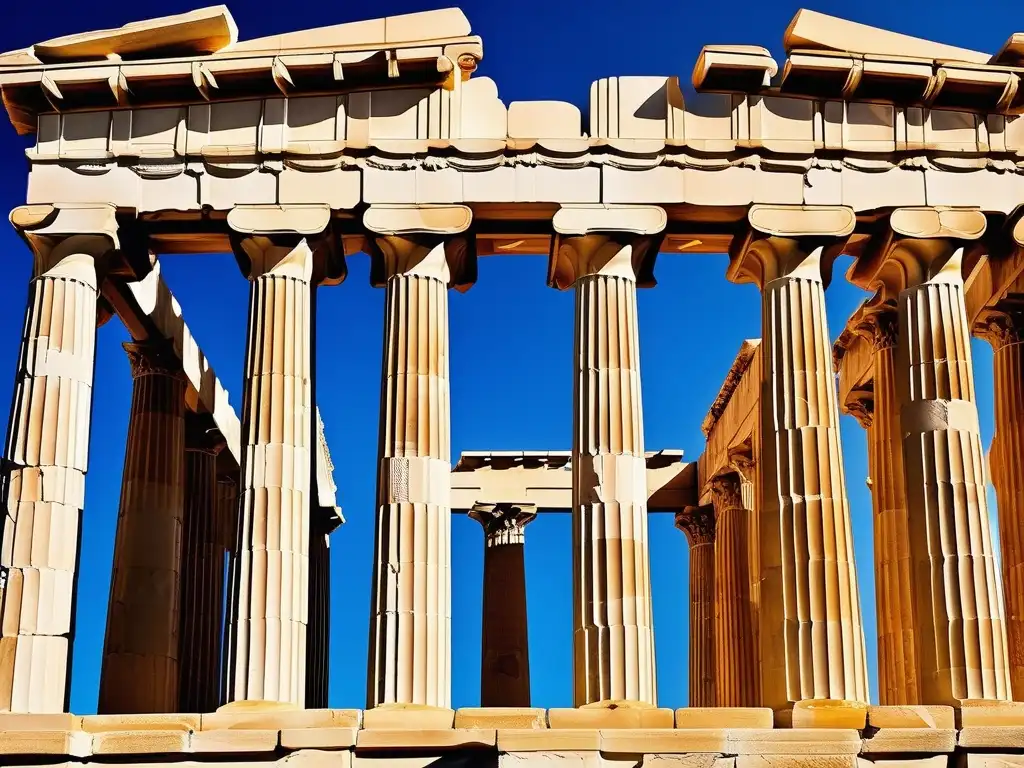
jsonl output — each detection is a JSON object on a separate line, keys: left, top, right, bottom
{"left": 2, "top": 3, "right": 1024, "bottom": 767}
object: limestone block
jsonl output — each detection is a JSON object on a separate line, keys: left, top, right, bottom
{"left": 747, "top": 96, "right": 817, "bottom": 153}
{"left": 791, "top": 701, "right": 868, "bottom": 730}
{"left": 866, "top": 707, "right": 954, "bottom": 729}
{"left": 959, "top": 701, "right": 1024, "bottom": 726}
{"left": 498, "top": 730, "right": 601, "bottom": 752}
{"left": 456, "top": 708, "right": 546, "bottom": 730}
{"left": 91, "top": 730, "right": 190, "bottom": 755}
{"left": 514, "top": 166, "right": 601, "bottom": 204}
{"left": 362, "top": 705, "right": 455, "bottom": 730}
{"left": 280, "top": 728, "right": 358, "bottom": 749}
{"left": 675, "top": 710, "right": 773, "bottom": 729}
{"left": 599, "top": 730, "right": 727, "bottom": 754}
{"left": 287, "top": 749, "right": 354, "bottom": 768}
{"left": 644, "top": 756, "right": 732, "bottom": 768}
{"left": 726, "top": 729, "right": 862, "bottom": 755}
{"left": 966, "top": 756, "right": 1024, "bottom": 768}
{"left": 355, "top": 729, "right": 496, "bottom": 750}
{"left": 0, "top": 714, "right": 82, "bottom": 731}
{"left": 83, "top": 714, "right": 200, "bottom": 732}
{"left": 602, "top": 166, "right": 684, "bottom": 205}
{"left": 0, "top": 730, "right": 90, "bottom": 756}
{"left": 461, "top": 78, "right": 508, "bottom": 140}
{"left": 682, "top": 93, "right": 740, "bottom": 152}
{"left": 736, "top": 757, "right": 857, "bottom": 768}
{"left": 500, "top": 752, "right": 601, "bottom": 768}
{"left": 508, "top": 101, "right": 581, "bottom": 139}
{"left": 279, "top": 167, "right": 360, "bottom": 209}
{"left": 841, "top": 168, "right": 926, "bottom": 212}
{"left": 859, "top": 758, "right": 948, "bottom": 768}
{"left": 201, "top": 709, "right": 360, "bottom": 730}
{"left": 190, "top": 729, "right": 279, "bottom": 752}
{"left": 958, "top": 727, "right": 1024, "bottom": 748}
{"left": 861, "top": 729, "right": 955, "bottom": 753}
{"left": 590, "top": 77, "right": 685, "bottom": 140}
{"left": 549, "top": 707, "right": 672, "bottom": 731}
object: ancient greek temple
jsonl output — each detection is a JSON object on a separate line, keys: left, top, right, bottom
{"left": 1, "top": 3, "right": 1024, "bottom": 767}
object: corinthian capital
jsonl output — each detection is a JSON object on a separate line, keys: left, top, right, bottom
{"left": 675, "top": 505, "right": 716, "bottom": 546}
{"left": 469, "top": 502, "right": 537, "bottom": 546}
{"left": 709, "top": 473, "right": 744, "bottom": 511}
{"left": 978, "top": 308, "right": 1024, "bottom": 350}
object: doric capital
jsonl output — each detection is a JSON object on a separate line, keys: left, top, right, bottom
{"left": 123, "top": 340, "right": 185, "bottom": 381}
{"left": 468, "top": 502, "right": 537, "bottom": 546}
{"left": 185, "top": 413, "right": 227, "bottom": 455}
{"left": 11, "top": 203, "right": 122, "bottom": 284}
{"left": 675, "top": 504, "right": 716, "bottom": 546}
{"left": 978, "top": 308, "right": 1024, "bottom": 350}
{"left": 728, "top": 205, "right": 855, "bottom": 289}
{"left": 228, "top": 204, "right": 345, "bottom": 284}
{"left": 548, "top": 205, "right": 665, "bottom": 290}
{"left": 363, "top": 205, "right": 476, "bottom": 290}
{"left": 848, "top": 207, "right": 986, "bottom": 294}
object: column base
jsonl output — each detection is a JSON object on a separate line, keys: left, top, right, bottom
{"left": 773, "top": 699, "right": 868, "bottom": 729}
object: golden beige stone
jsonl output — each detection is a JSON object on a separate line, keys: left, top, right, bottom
{"left": 791, "top": 701, "right": 868, "bottom": 730}
{"left": 201, "top": 709, "right": 360, "bottom": 730}
{"left": 675, "top": 709, "right": 773, "bottom": 729}
{"left": 361, "top": 704, "right": 455, "bottom": 730}
{"left": 455, "top": 708, "right": 547, "bottom": 729}
{"left": 866, "top": 707, "right": 955, "bottom": 730}
{"left": 496, "top": 729, "right": 601, "bottom": 752}
{"left": 0, "top": 730, "right": 90, "bottom": 756}
{"left": 280, "top": 728, "right": 358, "bottom": 749}
{"left": 190, "top": 729, "right": 279, "bottom": 752}
{"left": 91, "top": 730, "right": 190, "bottom": 755}
{"left": 861, "top": 729, "right": 955, "bottom": 753}
{"left": 355, "top": 729, "right": 497, "bottom": 750}
{"left": 82, "top": 714, "right": 200, "bottom": 732}
{"left": 549, "top": 704, "right": 674, "bottom": 729}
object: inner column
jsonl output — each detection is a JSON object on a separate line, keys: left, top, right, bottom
{"left": 469, "top": 502, "right": 536, "bottom": 707}
{"left": 676, "top": 505, "right": 716, "bottom": 707}
{"left": 99, "top": 341, "right": 187, "bottom": 714}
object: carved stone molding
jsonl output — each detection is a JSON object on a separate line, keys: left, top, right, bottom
{"left": 845, "top": 388, "right": 875, "bottom": 430}
{"left": 123, "top": 341, "right": 185, "bottom": 381}
{"left": 979, "top": 308, "right": 1024, "bottom": 349}
{"left": 710, "top": 473, "right": 744, "bottom": 511}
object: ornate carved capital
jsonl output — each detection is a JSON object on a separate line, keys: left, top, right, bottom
{"left": 978, "top": 309, "right": 1024, "bottom": 350}
{"left": 468, "top": 502, "right": 537, "bottom": 546}
{"left": 228, "top": 204, "right": 345, "bottom": 285}
{"left": 858, "top": 305, "right": 899, "bottom": 352}
{"left": 710, "top": 473, "right": 744, "bottom": 511}
{"left": 675, "top": 505, "right": 716, "bottom": 546}
{"left": 123, "top": 341, "right": 185, "bottom": 380}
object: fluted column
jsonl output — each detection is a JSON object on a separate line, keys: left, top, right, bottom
{"left": 859, "top": 307, "right": 920, "bottom": 705}
{"left": 469, "top": 502, "right": 536, "bottom": 707}
{"left": 551, "top": 208, "right": 664, "bottom": 706}
{"left": 178, "top": 416, "right": 227, "bottom": 713}
{"left": 306, "top": 518, "right": 330, "bottom": 709}
{"left": 0, "top": 205, "right": 117, "bottom": 713}
{"left": 676, "top": 505, "right": 715, "bottom": 707}
{"left": 365, "top": 211, "right": 474, "bottom": 708}
{"left": 982, "top": 309, "right": 1024, "bottom": 700}
{"left": 709, "top": 473, "right": 758, "bottom": 706}
{"left": 99, "top": 342, "right": 187, "bottom": 714}
{"left": 892, "top": 230, "right": 1009, "bottom": 703}
{"left": 224, "top": 229, "right": 321, "bottom": 706}
{"left": 728, "top": 207, "right": 869, "bottom": 709}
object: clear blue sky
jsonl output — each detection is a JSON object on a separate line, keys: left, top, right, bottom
{"left": 0, "top": 0, "right": 1012, "bottom": 713}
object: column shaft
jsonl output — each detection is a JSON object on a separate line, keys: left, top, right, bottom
{"left": 178, "top": 424, "right": 225, "bottom": 713}
{"left": 759, "top": 246, "right": 868, "bottom": 706}
{"left": 712, "top": 476, "right": 759, "bottom": 706}
{"left": 866, "top": 317, "right": 920, "bottom": 705}
{"left": 306, "top": 527, "right": 330, "bottom": 708}
{"left": 676, "top": 505, "right": 716, "bottom": 708}
{"left": 0, "top": 252, "right": 98, "bottom": 713}
{"left": 573, "top": 270, "right": 656, "bottom": 705}
{"left": 367, "top": 242, "right": 451, "bottom": 707}
{"left": 226, "top": 244, "right": 313, "bottom": 706}
{"left": 986, "top": 315, "right": 1024, "bottom": 700}
{"left": 898, "top": 260, "right": 1009, "bottom": 703}
{"left": 99, "top": 343, "right": 187, "bottom": 714}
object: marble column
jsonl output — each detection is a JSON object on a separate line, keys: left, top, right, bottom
{"left": 178, "top": 416, "right": 226, "bottom": 713}
{"left": 709, "top": 473, "right": 758, "bottom": 707}
{"left": 217, "top": 475, "right": 238, "bottom": 703}
{"left": 0, "top": 205, "right": 117, "bottom": 712}
{"left": 859, "top": 307, "right": 920, "bottom": 705}
{"left": 469, "top": 502, "right": 536, "bottom": 707}
{"left": 366, "top": 231, "right": 461, "bottom": 708}
{"left": 728, "top": 212, "right": 869, "bottom": 709}
{"left": 553, "top": 226, "right": 659, "bottom": 706}
{"left": 892, "top": 233, "right": 1009, "bottom": 703}
{"left": 676, "top": 505, "right": 716, "bottom": 707}
{"left": 982, "top": 309, "right": 1024, "bottom": 700}
{"left": 99, "top": 341, "right": 187, "bottom": 714}
{"left": 225, "top": 232, "right": 318, "bottom": 706}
